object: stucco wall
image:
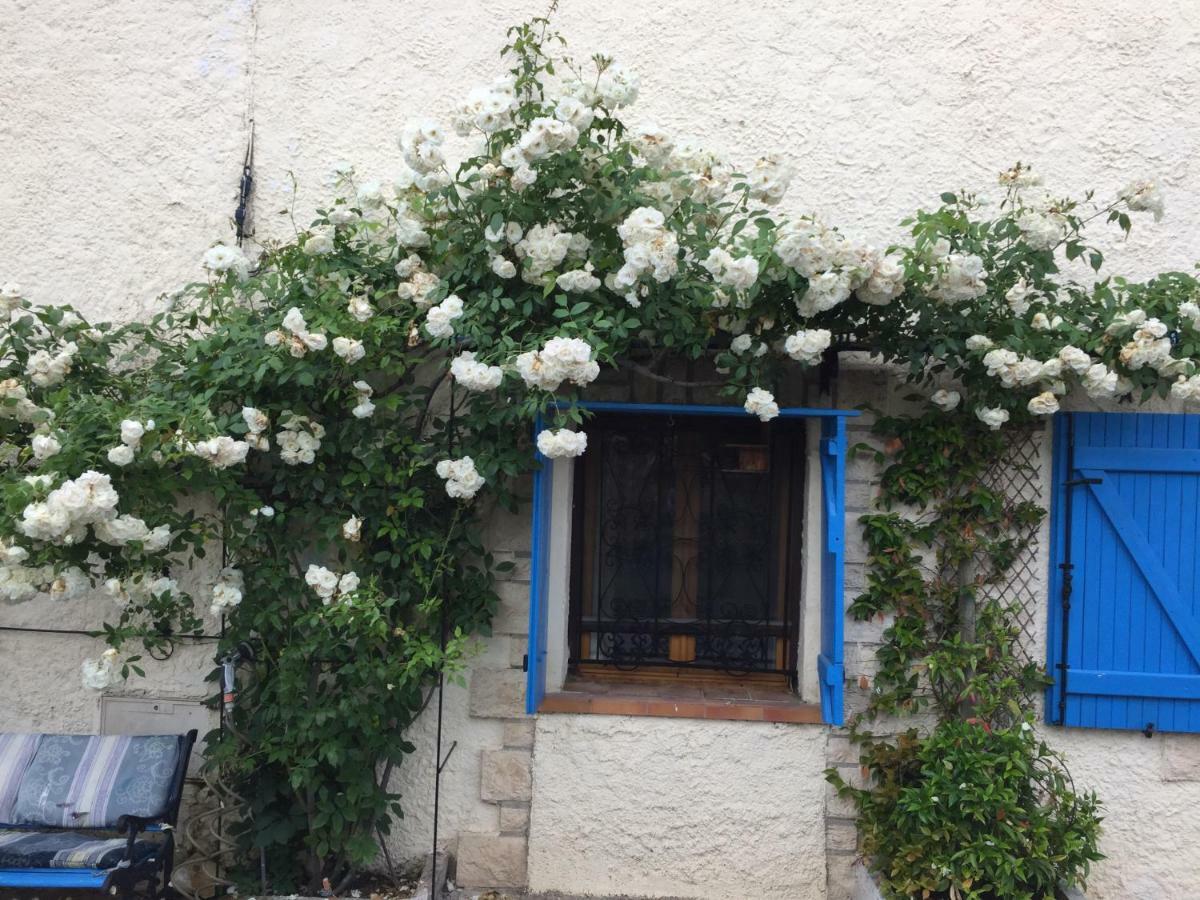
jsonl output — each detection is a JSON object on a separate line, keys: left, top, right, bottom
{"left": 529, "top": 714, "right": 830, "bottom": 900}
{"left": 3, "top": 1, "right": 1200, "bottom": 897}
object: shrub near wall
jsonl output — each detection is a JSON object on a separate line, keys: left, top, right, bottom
{"left": 1, "top": 15, "right": 1197, "bottom": 895}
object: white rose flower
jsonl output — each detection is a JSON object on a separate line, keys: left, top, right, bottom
{"left": 974, "top": 406, "right": 1010, "bottom": 430}
{"left": 929, "top": 248, "right": 988, "bottom": 304}
{"left": 424, "top": 294, "right": 464, "bottom": 340}
{"left": 1083, "top": 363, "right": 1119, "bottom": 399}
{"left": 188, "top": 436, "right": 249, "bottom": 469}
{"left": 744, "top": 387, "right": 779, "bottom": 422}
{"left": 107, "top": 444, "right": 135, "bottom": 467}
{"left": 81, "top": 647, "right": 122, "bottom": 691}
{"left": 1120, "top": 179, "right": 1164, "bottom": 221}
{"left": 31, "top": 433, "right": 61, "bottom": 461}
{"left": 119, "top": 419, "right": 146, "bottom": 448}
{"left": 1005, "top": 280, "right": 1036, "bottom": 316}
{"left": 747, "top": 154, "right": 795, "bottom": 205}
{"left": 1027, "top": 391, "right": 1060, "bottom": 416}
{"left": 202, "top": 244, "right": 249, "bottom": 278}
{"left": 1016, "top": 211, "right": 1065, "bottom": 251}
{"left": 857, "top": 254, "right": 906, "bottom": 306}
{"left": 556, "top": 266, "right": 602, "bottom": 293}
{"left": 796, "top": 270, "right": 852, "bottom": 316}
{"left": 515, "top": 337, "right": 598, "bottom": 391}
{"left": 332, "top": 336, "right": 366, "bottom": 363}
{"left": 435, "top": 456, "right": 485, "bottom": 500}
{"left": 242, "top": 406, "right": 270, "bottom": 434}
{"left": 554, "top": 95, "right": 595, "bottom": 132}
{"left": 1057, "top": 346, "right": 1091, "bottom": 375}
{"left": 511, "top": 165, "right": 537, "bottom": 190}
{"left": 26, "top": 342, "right": 79, "bottom": 388}
{"left": 595, "top": 62, "right": 640, "bottom": 107}
{"left": 143, "top": 524, "right": 172, "bottom": 553}
{"left": 342, "top": 515, "right": 362, "bottom": 542}
{"left": 1171, "top": 374, "right": 1200, "bottom": 403}
{"left": 450, "top": 352, "right": 504, "bottom": 391}
{"left": 282, "top": 312, "right": 307, "bottom": 336}
{"left": 210, "top": 567, "right": 244, "bottom": 617}
{"left": 347, "top": 296, "right": 375, "bottom": 322}
{"left": 305, "top": 564, "right": 341, "bottom": 601}
{"left": 93, "top": 513, "right": 150, "bottom": 546}
{"left": 1106, "top": 309, "right": 1146, "bottom": 335}
{"left": 701, "top": 249, "right": 760, "bottom": 290}
{"left": 103, "top": 578, "right": 128, "bottom": 606}
{"left": 491, "top": 256, "right": 517, "bottom": 279}
{"left": 784, "top": 329, "right": 832, "bottom": 365}
{"left": 536, "top": 428, "right": 588, "bottom": 459}
{"left": 303, "top": 226, "right": 336, "bottom": 256}
{"left": 965, "top": 335, "right": 994, "bottom": 351}
{"left": 931, "top": 389, "right": 961, "bottom": 411}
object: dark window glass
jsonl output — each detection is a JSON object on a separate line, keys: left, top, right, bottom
{"left": 570, "top": 413, "right": 803, "bottom": 679}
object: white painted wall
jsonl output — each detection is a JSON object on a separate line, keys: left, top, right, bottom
{"left": 3, "top": 1, "right": 1200, "bottom": 896}
{"left": 529, "top": 714, "right": 830, "bottom": 900}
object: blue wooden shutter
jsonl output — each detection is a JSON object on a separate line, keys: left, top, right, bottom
{"left": 1048, "top": 412, "right": 1200, "bottom": 733}
{"left": 818, "top": 416, "right": 846, "bottom": 725}
{"left": 525, "top": 416, "right": 553, "bottom": 714}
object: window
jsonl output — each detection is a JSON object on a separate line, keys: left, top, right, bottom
{"left": 567, "top": 413, "right": 803, "bottom": 684}
{"left": 525, "top": 402, "right": 853, "bottom": 725}
{"left": 1048, "top": 412, "right": 1200, "bottom": 734}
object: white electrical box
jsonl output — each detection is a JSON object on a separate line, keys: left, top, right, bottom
{"left": 100, "top": 696, "right": 214, "bottom": 775}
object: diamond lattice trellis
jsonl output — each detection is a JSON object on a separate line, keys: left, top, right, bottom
{"left": 978, "top": 424, "right": 1048, "bottom": 674}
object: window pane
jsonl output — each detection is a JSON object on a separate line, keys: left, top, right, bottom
{"left": 577, "top": 414, "right": 797, "bottom": 676}
{"left": 594, "top": 426, "right": 674, "bottom": 662}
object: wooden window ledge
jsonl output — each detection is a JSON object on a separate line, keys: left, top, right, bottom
{"left": 539, "top": 678, "right": 823, "bottom": 724}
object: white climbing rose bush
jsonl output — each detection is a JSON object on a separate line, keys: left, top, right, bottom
{"left": 0, "top": 16, "right": 1196, "bottom": 889}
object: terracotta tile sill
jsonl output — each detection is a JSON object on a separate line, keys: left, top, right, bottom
{"left": 539, "top": 681, "right": 824, "bottom": 725}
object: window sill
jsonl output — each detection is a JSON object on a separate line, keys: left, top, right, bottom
{"left": 539, "top": 677, "right": 824, "bottom": 724}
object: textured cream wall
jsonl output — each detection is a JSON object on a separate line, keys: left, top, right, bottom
{"left": 529, "top": 714, "right": 830, "bottom": 899}
{"left": 3, "top": 1, "right": 1200, "bottom": 896}
{"left": 5, "top": 0, "right": 1199, "bottom": 315}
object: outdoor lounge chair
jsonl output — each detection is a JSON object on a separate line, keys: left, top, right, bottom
{"left": 0, "top": 729, "right": 197, "bottom": 898}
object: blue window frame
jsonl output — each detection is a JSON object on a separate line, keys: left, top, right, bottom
{"left": 1048, "top": 412, "right": 1200, "bottom": 734}
{"left": 526, "top": 402, "right": 855, "bottom": 724}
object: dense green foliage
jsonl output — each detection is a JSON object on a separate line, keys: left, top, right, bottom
{"left": 845, "top": 720, "right": 1102, "bottom": 900}
{"left": 828, "top": 412, "right": 1102, "bottom": 898}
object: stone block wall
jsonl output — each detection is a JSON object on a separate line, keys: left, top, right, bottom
{"left": 452, "top": 499, "right": 537, "bottom": 889}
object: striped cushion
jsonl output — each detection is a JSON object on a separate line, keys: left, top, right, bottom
{"left": 11, "top": 735, "right": 182, "bottom": 828}
{"left": 0, "top": 828, "right": 159, "bottom": 870}
{"left": 0, "top": 735, "right": 41, "bottom": 823}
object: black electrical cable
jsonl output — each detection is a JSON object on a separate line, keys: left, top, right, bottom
{"left": 0, "top": 624, "right": 220, "bottom": 640}
{"left": 235, "top": 120, "right": 255, "bottom": 246}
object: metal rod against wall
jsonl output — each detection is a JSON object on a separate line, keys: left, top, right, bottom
{"left": 430, "top": 389, "right": 457, "bottom": 900}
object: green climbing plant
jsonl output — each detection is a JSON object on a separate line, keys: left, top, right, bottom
{"left": 828, "top": 410, "right": 1103, "bottom": 899}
